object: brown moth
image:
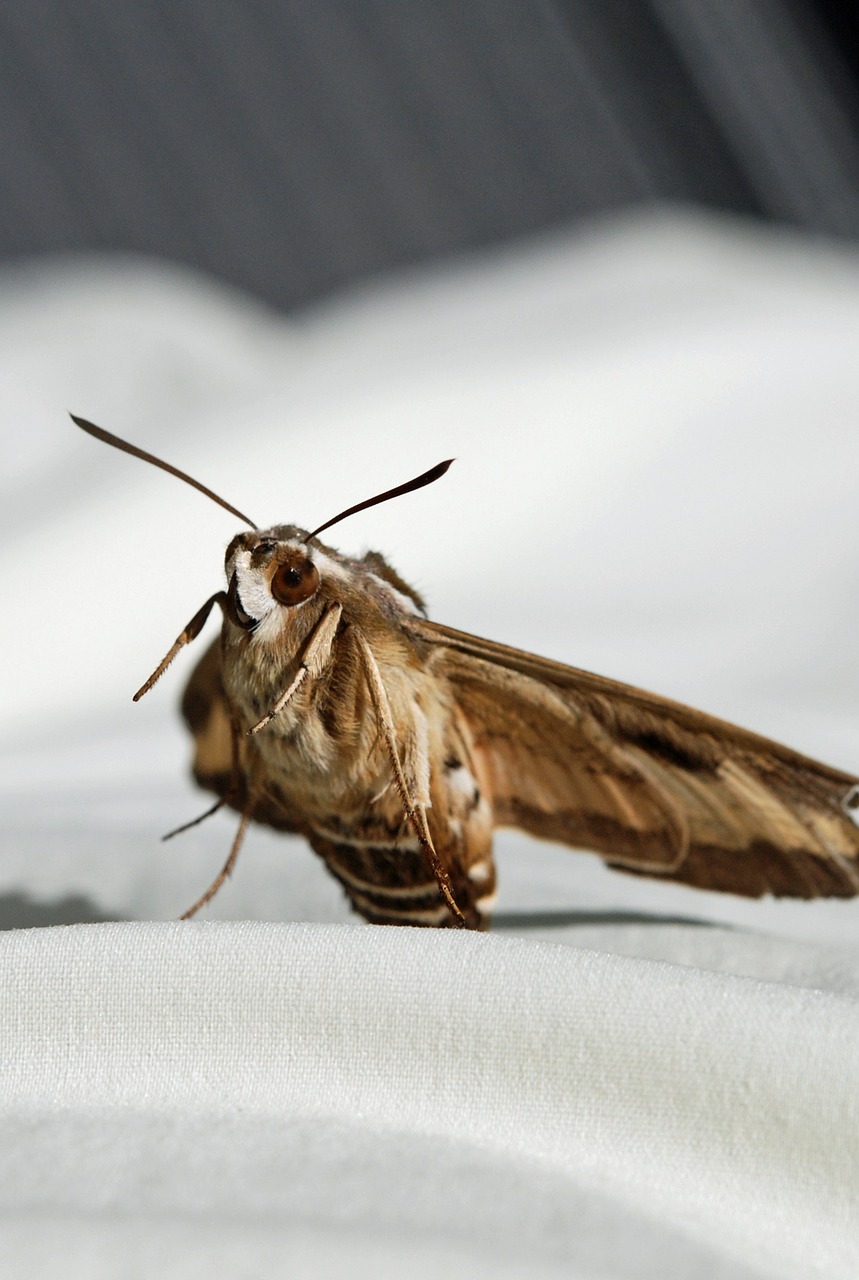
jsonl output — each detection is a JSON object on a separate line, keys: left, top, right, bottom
{"left": 74, "top": 415, "right": 859, "bottom": 928}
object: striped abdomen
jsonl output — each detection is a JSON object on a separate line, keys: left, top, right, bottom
{"left": 309, "top": 752, "right": 496, "bottom": 928}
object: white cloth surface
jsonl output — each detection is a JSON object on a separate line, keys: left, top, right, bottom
{"left": 1, "top": 211, "right": 859, "bottom": 1277}
{"left": 1, "top": 921, "right": 856, "bottom": 1280}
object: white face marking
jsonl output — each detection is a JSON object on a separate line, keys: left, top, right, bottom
{"left": 228, "top": 540, "right": 332, "bottom": 635}
{"left": 228, "top": 539, "right": 418, "bottom": 636}
{"left": 307, "top": 546, "right": 350, "bottom": 585}
{"left": 251, "top": 606, "right": 294, "bottom": 646}
{"left": 232, "top": 549, "right": 278, "bottom": 623}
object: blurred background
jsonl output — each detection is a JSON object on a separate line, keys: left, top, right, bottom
{"left": 2, "top": 0, "right": 859, "bottom": 305}
{"left": 3, "top": 0, "right": 859, "bottom": 943}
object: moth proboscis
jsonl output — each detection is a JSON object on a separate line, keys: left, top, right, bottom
{"left": 73, "top": 414, "right": 859, "bottom": 928}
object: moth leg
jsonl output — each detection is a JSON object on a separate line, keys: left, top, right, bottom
{"left": 167, "top": 673, "right": 251, "bottom": 839}
{"left": 249, "top": 603, "right": 343, "bottom": 734}
{"left": 249, "top": 668, "right": 309, "bottom": 736}
{"left": 134, "top": 591, "right": 227, "bottom": 702}
{"left": 179, "top": 805, "right": 254, "bottom": 919}
{"left": 354, "top": 629, "right": 466, "bottom": 928}
{"left": 166, "top": 700, "right": 249, "bottom": 839}
{"left": 161, "top": 796, "right": 227, "bottom": 841}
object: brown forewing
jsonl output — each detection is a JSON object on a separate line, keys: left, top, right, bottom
{"left": 404, "top": 617, "right": 859, "bottom": 899}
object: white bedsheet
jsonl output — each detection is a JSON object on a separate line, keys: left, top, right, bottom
{"left": 1, "top": 211, "right": 858, "bottom": 1278}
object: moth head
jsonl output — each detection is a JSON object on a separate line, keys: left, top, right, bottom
{"left": 223, "top": 526, "right": 428, "bottom": 633}
{"left": 224, "top": 528, "right": 323, "bottom": 630}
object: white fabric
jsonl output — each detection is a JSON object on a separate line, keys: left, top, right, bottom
{"left": 1, "top": 212, "right": 859, "bottom": 1277}
{"left": 1, "top": 921, "right": 856, "bottom": 1280}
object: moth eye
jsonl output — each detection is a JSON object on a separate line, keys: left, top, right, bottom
{"left": 270, "top": 557, "right": 320, "bottom": 606}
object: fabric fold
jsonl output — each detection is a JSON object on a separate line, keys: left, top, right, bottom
{"left": 0, "top": 921, "right": 855, "bottom": 1279}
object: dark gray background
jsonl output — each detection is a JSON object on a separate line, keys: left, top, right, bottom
{"left": 1, "top": 0, "right": 859, "bottom": 312}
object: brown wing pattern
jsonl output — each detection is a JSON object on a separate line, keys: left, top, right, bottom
{"left": 181, "top": 638, "right": 235, "bottom": 798}
{"left": 404, "top": 618, "right": 859, "bottom": 899}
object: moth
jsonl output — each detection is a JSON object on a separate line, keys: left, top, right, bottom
{"left": 74, "top": 415, "right": 859, "bottom": 928}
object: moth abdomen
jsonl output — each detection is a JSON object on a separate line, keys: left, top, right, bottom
{"left": 312, "top": 832, "right": 487, "bottom": 928}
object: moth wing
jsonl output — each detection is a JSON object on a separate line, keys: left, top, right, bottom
{"left": 181, "top": 638, "right": 235, "bottom": 797}
{"left": 404, "top": 617, "right": 859, "bottom": 899}
{"left": 181, "top": 639, "right": 303, "bottom": 833}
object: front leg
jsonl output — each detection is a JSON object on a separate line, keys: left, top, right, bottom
{"left": 354, "top": 629, "right": 467, "bottom": 928}
{"left": 249, "top": 603, "right": 343, "bottom": 735}
{"left": 134, "top": 591, "right": 227, "bottom": 701}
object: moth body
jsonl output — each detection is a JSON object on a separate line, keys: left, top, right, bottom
{"left": 194, "top": 526, "right": 496, "bottom": 926}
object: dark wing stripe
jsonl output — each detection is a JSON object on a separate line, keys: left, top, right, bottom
{"left": 403, "top": 615, "right": 859, "bottom": 901}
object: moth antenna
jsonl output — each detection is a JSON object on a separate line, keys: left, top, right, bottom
{"left": 71, "top": 414, "right": 258, "bottom": 529}
{"left": 308, "top": 458, "right": 454, "bottom": 540}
